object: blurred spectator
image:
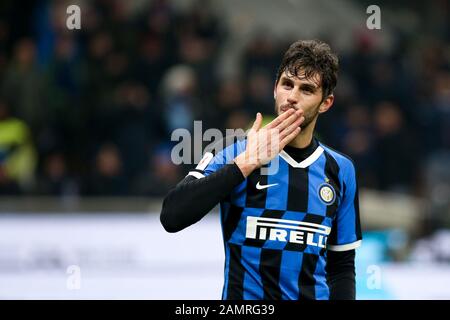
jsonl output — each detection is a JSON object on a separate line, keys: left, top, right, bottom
{"left": 0, "top": 19, "right": 10, "bottom": 78}
{"left": 340, "top": 104, "right": 376, "bottom": 188}
{"left": 134, "top": 0, "right": 177, "bottom": 92}
{"left": 132, "top": 144, "right": 181, "bottom": 196}
{"left": 176, "top": 0, "right": 225, "bottom": 93}
{"left": 0, "top": 38, "right": 46, "bottom": 132}
{"left": 134, "top": 33, "right": 172, "bottom": 94}
{"left": 36, "top": 151, "right": 78, "bottom": 197}
{"left": 209, "top": 77, "right": 246, "bottom": 130}
{"left": 243, "top": 33, "right": 280, "bottom": 77}
{"left": 87, "top": 143, "right": 127, "bottom": 196}
{"left": 0, "top": 99, "right": 37, "bottom": 194}
{"left": 245, "top": 68, "right": 275, "bottom": 116}
{"left": 373, "top": 101, "right": 418, "bottom": 193}
{"left": 41, "top": 34, "right": 84, "bottom": 156}
{"left": 160, "top": 64, "right": 199, "bottom": 134}
{"left": 342, "top": 30, "right": 378, "bottom": 101}
{"left": 113, "top": 81, "right": 153, "bottom": 183}
{"left": 432, "top": 71, "right": 450, "bottom": 150}
{"left": 225, "top": 110, "right": 252, "bottom": 132}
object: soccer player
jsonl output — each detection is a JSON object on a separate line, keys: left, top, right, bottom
{"left": 160, "top": 40, "right": 362, "bottom": 300}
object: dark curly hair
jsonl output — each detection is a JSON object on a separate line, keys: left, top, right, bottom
{"left": 275, "top": 40, "right": 339, "bottom": 99}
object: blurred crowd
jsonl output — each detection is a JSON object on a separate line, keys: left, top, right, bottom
{"left": 0, "top": 0, "right": 449, "bottom": 216}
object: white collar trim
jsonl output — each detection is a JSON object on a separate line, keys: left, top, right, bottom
{"left": 279, "top": 146, "right": 324, "bottom": 168}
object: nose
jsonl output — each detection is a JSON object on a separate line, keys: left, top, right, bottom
{"left": 287, "top": 90, "right": 300, "bottom": 105}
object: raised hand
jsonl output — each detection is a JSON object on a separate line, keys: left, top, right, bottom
{"left": 234, "top": 109, "right": 304, "bottom": 177}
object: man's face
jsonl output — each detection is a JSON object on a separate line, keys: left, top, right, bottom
{"left": 274, "top": 71, "right": 327, "bottom": 129}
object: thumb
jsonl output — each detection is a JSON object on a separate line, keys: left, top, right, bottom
{"left": 251, "top": 112, "right": 263, "bottom": 132}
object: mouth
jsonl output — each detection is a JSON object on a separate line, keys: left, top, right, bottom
{"left": 280, "top": 104, "right": 298, "bottom": 113}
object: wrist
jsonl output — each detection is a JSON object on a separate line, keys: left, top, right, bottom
{"left": 234, "top": 153, "right": 258, "bottom": 178}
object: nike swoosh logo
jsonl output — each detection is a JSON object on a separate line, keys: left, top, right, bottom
{"left": 256, "top": 181, "right": 279, "bottom": 190}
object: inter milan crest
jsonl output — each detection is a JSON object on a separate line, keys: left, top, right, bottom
{"left": 318, "top": 181, "right": 336, "bottom": 205}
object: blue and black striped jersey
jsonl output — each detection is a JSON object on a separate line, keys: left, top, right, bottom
{"left": 187, "top": 138, "right": 362, "bottom": 300}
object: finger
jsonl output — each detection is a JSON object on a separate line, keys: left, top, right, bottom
{"left": 251, "top": 112, "right": 263, "bottom": 132}
{"left": 280, "top": 127, "right": 301, "bottom": 148}
{"left": 279, "top": 115, "right": 304, "bottom": 140}
{"left": 268, "top": 109, "right": 303, "bottom": 137}
{"left": 275, "top": 109, "right": 304, "bottom": 132}
{"left": 265, "top": 108, "right": 295, "bottom": 129}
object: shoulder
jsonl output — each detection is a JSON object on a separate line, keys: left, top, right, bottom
{"left": 204, "top": 134, "right": 247, "bottom": 158}
{"left": 319, "top": 141, "right": 356, "bottom": 177}
{"left": 197, "top": 134, "right": 247, "bottom": 171}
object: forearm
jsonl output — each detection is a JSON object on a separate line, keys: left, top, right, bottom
{"left": 160, "top": 163, "right": 245, "bottom": 233}
{"left": 326, "top": 249, "right": 356, "bottom": 300}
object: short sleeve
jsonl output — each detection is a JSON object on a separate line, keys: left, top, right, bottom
{"left": 327, "top": 160, "right": 362, "bottom": 252}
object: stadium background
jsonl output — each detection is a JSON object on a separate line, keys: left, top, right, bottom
{"left": 0, "top": 0, "right": 449, "bottom": 299}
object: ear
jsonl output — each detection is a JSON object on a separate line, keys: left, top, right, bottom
{"left": 318, "top": 94, "right": 334, "bottom": 114}
{"left": 273, "top": 84, "right": 277, "bottom": 100}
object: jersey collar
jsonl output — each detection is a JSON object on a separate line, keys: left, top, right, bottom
{"left": 279, "top": 138, "right": 324, "bottom": 168}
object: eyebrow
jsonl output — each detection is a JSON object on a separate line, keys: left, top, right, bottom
{"left": 280, "top": 76, "right": 319, "bottom": 90}
{"left": 300, "top": 83, "right": 317, "bottom": 91}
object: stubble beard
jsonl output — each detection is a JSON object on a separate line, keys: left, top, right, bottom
{"left": 275, "top": 103, "right": 320, "bottom": 130}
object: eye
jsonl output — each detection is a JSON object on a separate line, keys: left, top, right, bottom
{"left": 282, "top": 81, "right": 293, "bottom": 89}
{"left": 302, "top": 87, "right": 314, "bottom": 95}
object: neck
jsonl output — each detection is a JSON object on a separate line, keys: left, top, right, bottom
{"left": 287, "top": 118, "right": 316, "bottom": 148}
